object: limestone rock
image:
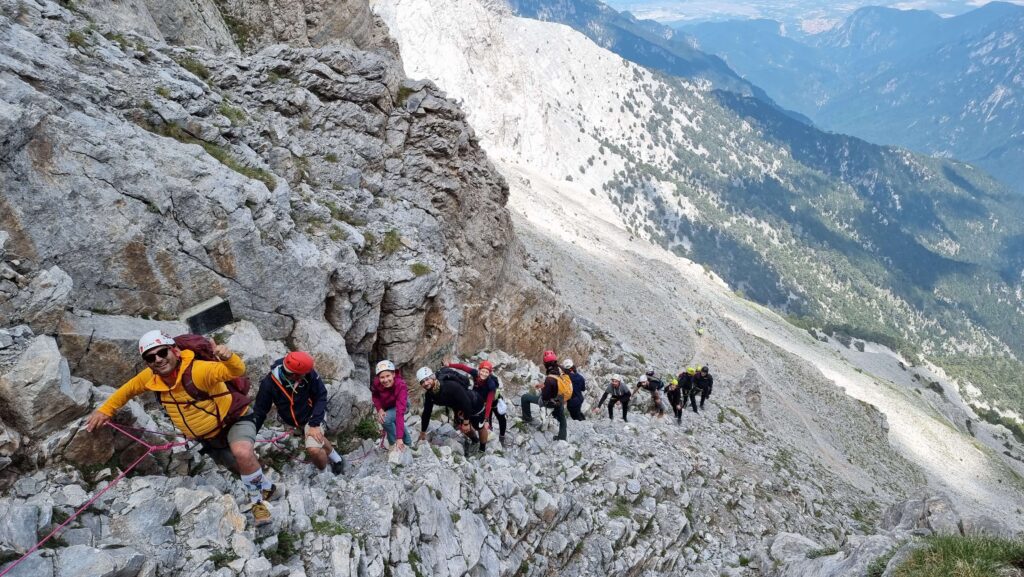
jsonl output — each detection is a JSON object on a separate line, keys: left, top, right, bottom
{"left": 55, "top": 544, "right": 145, "bottom": 577}
{"left": 0, "top": 336, "right": 91, "bottom": 436}
{"left": 0, "top": 554, "right": 54, "bottom": 577}
{"left": 0, "top": 501, "right": 41, "bottom": 554}
{"left": 57, "top": 313, "right": 187, "bottom": 389}
{"left": 221, "top": 320, "right": 272, "bottom": 378}
{"left": 0, "top": 266, "right": 73, "bottom": 334}
{"left": 291, "top": 319, "right": 352, "bottom": 382}
{"left": 142, "top": 0, "right": 239, "bottom": 55}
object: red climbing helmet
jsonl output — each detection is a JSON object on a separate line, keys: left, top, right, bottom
{"left": 542, "top": 350, "right": 558, "bottom": 363}
{"left": 478, "top": 360, "right": 494, "bottom": 371}
{"left": 283, "top": 351, "right": 315, "bottom": 375}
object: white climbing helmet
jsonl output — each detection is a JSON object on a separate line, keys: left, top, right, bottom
{"left": 375, "top": 360, "right": 396, "bottom": 375}
{"left": 138, "top": 330, "right": 175, "bottom": 355}
{"left": 561, "top": 358, "right": 574, "bottom": 370}
{"left": 416, "top": 366, "right": 434, "bottom": 383}
{"left": 639, "top": 375, "right": 648, "bottom": 383}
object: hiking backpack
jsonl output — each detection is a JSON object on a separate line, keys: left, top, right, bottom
{"left": 437, "top": 366, "right": 472, "bottom": 390}
{"left": 168, "top": 334, "right": 252, "bottom": 433}
{"left": 555, "top": 373, "right": 573, "bottom": 403}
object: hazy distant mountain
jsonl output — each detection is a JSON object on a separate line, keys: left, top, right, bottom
{"left": 682, "top": 2, "right": 1024, "bottom": 193}
{"left": 379, "top": 0, "right": 1024, "bottom": 414}
{"left": 611, "top": 0, "right": 1023, "bottom": 35}
{"left": 504, "top": 0, "right": 771, "bottom": 99}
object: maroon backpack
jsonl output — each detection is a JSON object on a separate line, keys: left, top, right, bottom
{"left": 167, "top": 334, "right": 252, "bottom": 436}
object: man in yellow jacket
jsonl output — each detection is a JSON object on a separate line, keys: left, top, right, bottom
{"left": 84, "top": 330, "right": 277, "bottom": 526}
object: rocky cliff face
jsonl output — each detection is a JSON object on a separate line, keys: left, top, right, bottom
{"left": 1, "top": 0, "right": 574, "bottom": 388}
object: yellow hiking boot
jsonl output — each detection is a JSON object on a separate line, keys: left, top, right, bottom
{"left": 251, "top": 501, "right": 272, "bottom": 527}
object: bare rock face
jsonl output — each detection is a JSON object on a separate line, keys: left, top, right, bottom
{"left": 57, "top": 313, "right": 187, "bottom": 389}
{"left": 141, "top": 0, "right": 238, "bottom": 54}
{"left": 0, "top": 266, "right": 72, "bottom": 334}
{"left": 2, "top": 0, "right": 572, "bottom": 393}
{"left": 0, "top": 336, "right": 91, "bottom": 437}
{"left": 212, "top": 0, "right": 398, "bottom": 53}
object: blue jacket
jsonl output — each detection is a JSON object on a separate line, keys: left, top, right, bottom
{"left": 252, "top": 360, "right": 328, "bottom": 431}
{"left": 568, "top": 370, "right": 586, "bottom": 402}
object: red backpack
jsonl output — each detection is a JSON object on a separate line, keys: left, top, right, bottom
{"left": 168, "top": 334, "right": 252, "bottom": 434}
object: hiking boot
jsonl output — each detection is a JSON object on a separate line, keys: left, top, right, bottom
{"left": 330, "top": 459, "right": 346, "bottom": 476}
{"left": 261, "top": 484, "right": 281, "bottom": 502}
{"left": 251, "top": 501, "right": 272, "bottom": 526}
{"left": 499, "top": 435, "right": 508, "bottom": 449}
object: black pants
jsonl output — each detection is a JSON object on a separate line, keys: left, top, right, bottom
{"left": 567, "top": 397, "right": 586, "bottom": 421}
{"left": 521, "top": 394, "right": 567, "bottom": 440}
{"left": 688, "top": 388, "right": 700, "bottom": 412}
{"left": 667, "top": 389, "right": 683, "bottom": 420}
{"left": 487, "top": 409, "right": 507, "bottom": 436}
{"left": 607, "top": 394, "right": 629, "bottom": 420}
{"left": 699, "top": 386, "right": 710, "bottom": 409}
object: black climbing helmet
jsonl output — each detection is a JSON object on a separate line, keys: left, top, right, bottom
{"left": 701, "top": 366, "right": 709, "bottom": 373}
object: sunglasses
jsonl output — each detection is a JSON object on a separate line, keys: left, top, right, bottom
{"left": 143, "top": 347, "right": 172, "bottom": 364}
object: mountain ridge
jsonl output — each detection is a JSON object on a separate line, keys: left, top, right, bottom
{"left": 683, "top": 2, "right": 1024, "bottom": 194}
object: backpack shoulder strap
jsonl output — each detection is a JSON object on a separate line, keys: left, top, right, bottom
{"left": 179, "top": 360, "right": 208, "bottom": 401}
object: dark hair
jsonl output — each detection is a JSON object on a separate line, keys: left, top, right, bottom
{"left": 545, "top": 362, "right": 560, "bottom": 375}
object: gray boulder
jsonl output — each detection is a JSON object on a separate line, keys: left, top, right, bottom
{"left": 55, "top": 544, "right": 145, "bottom": 577}
{"left": 0, "top": 501, "right": 42, "bottom": 554}
{"left": 0, "top": 266, "right": 72, "bottom": 334}
{"left": 0, "top": 336, "right": 91, "bottom": 436}
{"left": 291, "top": 319, "right": 353, "bottom": 382}
{"left": 57, "top": 313, "right": 187, "bottom": 389}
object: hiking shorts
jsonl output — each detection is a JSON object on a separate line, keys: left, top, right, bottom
{"left": 304, "top": 424, "right": 327, "bottom": 449}
{"left": 226, "top": 418, "right": 257, "bottom": 445}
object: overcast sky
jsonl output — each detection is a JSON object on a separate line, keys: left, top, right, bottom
{"left": 604, "top": 0, "right": 1024, "bottom": 31}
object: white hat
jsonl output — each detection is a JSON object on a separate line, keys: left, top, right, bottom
{"left": 561, "top": 358, "right": 574, "bottom": 370}
{"left": 639, "top": 375, "right": 648, "bottom": 383}
{"left": 375, "top": 360, "right": 396, "bottom": 374}
{"left": 138, "top": 330, "right": 175, "bottom": 355}
{"left": 416, "top": 367, "right": 434, "bottom": 383}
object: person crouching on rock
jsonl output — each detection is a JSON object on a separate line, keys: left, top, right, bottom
{"left": 251, "top": 351, "right": 345, "bottom": 475}
{"left": 520, "top": 350, "right": 568, "bottom": 441}
{"left": 416, "top": 366, "right": 488, "bottom": 456}
{"left": 636, "top": 372, "right": 666, "bottom": 417}
{"left": 371, "top": 360, "right": 412, "bottom": 452}
{"left": 444, "top": 358, "right": 509, "bottom": 448}
{"left": 84, "top": 330, "right": 278, "bottom": 527}
{"left": 594, "top": 375, "right": 630, "bottom": 422}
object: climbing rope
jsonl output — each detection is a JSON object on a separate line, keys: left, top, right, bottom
{"left": 0, "top": 422, "right": 189, "bottom": 577}
{"left": 0, "top": 421, "right": 297, "bottom": 576}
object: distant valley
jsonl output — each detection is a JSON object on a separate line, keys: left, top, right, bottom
{"left": 682, "top": 2, "right": 1024, "bottom": 194}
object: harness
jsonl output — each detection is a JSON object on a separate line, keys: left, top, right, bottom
{"left": 268, "top": 369, "right": 314, "bottom": 428}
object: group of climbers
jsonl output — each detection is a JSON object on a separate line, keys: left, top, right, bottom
{"left": 84, "top": 331, "right": 346, "bottom": 528}
{"left": 604, "top": 364, "right": 715, "bottom": 424}
{"left": 82, "top": 326, "right": 713, "bottom": 528}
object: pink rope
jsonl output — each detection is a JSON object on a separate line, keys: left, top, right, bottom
{"left": 346, "top": 430, "right": 388, "bottom": 465}
{"left": 0, "top": 423, "right": 324, "bottom": 575}
{"left": 0, "top": 423, "right": 188, "bottom": 577}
